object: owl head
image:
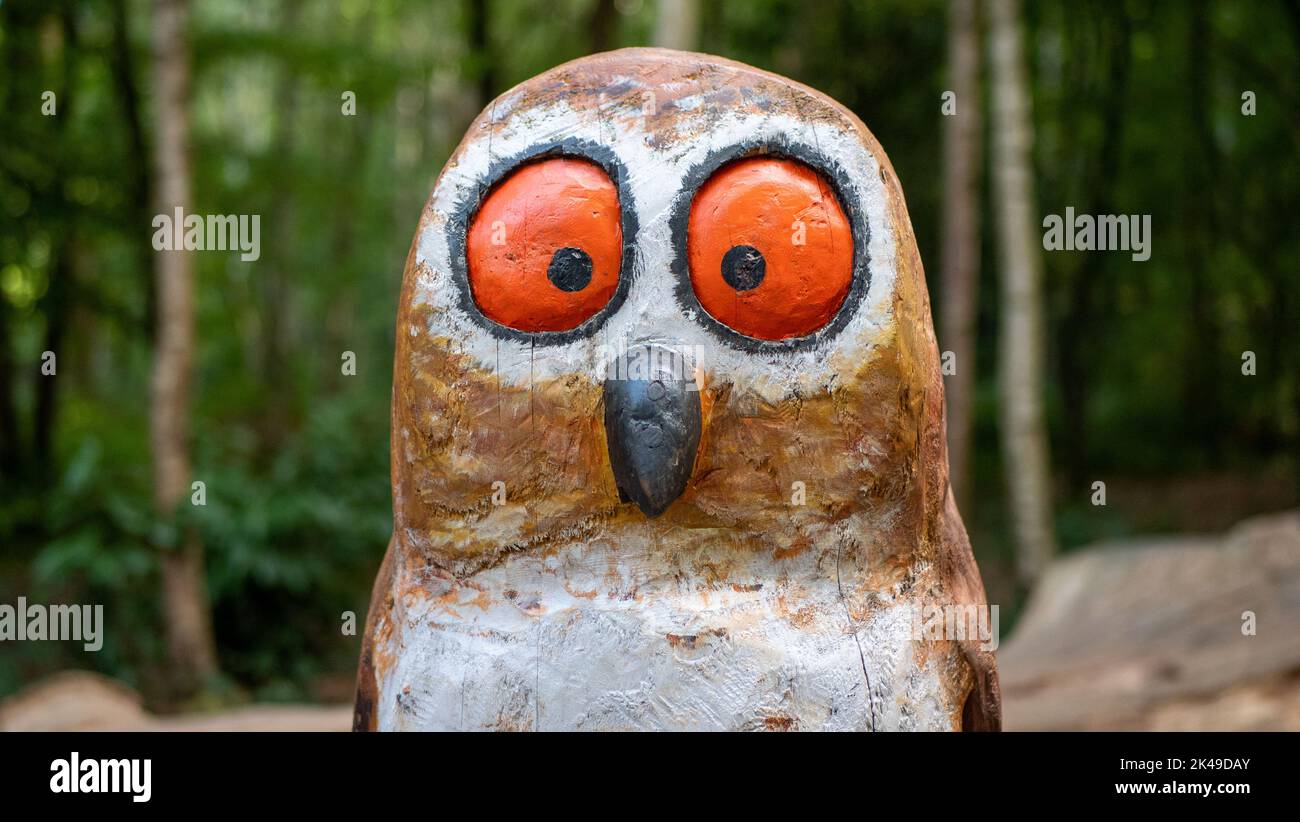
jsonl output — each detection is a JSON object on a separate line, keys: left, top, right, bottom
{"left": 392, "top": 48, "right": 952, "bottom": 581}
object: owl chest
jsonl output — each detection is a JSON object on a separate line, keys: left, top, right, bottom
{"left": 374, "top": 545, "right": 964, "bottom": 731}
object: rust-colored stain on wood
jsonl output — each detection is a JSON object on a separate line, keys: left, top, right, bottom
{"left": 355, "top": 48, "right": 1001, "bottom": 732}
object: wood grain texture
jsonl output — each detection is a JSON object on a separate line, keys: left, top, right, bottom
{"left": 355, "top": 48, "right": 1000, "bottom": 731}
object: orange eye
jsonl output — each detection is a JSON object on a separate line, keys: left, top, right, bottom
{"left": 467, "top": 157, "right": 623, "bottom": 333}
{"left": 686, "top": 157, "right": 854, "bottom": 341}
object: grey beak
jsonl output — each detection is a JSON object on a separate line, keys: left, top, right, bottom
{"left": 603, "top": 344, "right": 702, "bottom": 518}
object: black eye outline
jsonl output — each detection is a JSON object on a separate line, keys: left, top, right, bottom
{"left": 447, "top": 138, "right": 638, "bottom": 346}
{"left": 667, "top": 139, "right": 870, "bottom": 353}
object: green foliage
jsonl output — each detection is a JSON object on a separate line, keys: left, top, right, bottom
{"left": 191, "top": 387, "right": 391, "bottom": 698}
{"left": 1, "top": 0, "right": 1298, "bottom": 702}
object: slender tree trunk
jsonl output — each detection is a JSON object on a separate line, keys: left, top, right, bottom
{"left": 0, "top": 1, "right": 37, "bottom": 483}
{"left": 1182, "top": 0, "right": 1222, "bottom": 463}
{"left": 150, "top": 0, "right": 218, "bottom": 693}
{"left": 109, "top": 0, "right": 157, "bottom": 340}
{"left": 987, "top": 0, "right": 1056, "bottom": 584}
{"left": 259, "top": 0, "right": 301, "bottom": 450}
{"left": 465, "top": 0, "right": 496, "bottom": 108}
{"left": 653, "top": 0, "right": 699, "bottom": 51}
{"left": 1058, "top": 9, "right": 1130, "bottom": 493}
{"left": 326, "top": 8, "right": 373, "bottom": 394}
{"left": 33, "top": 4, "right": 80, "bottom": 482}
{"left": 1261, "top": 6, "right": 1300, "bottom": 504}
{"left": 34, "top": 246, "right": 72, "bottom": 478}
{"left": 589, "top": 0, "right": 616, "bottom": 53}
{"left": 0, "top": 304, "right": 18, "bottom": 480}
{"left": 940, "top": 0, "right": 982, "bottom": 514}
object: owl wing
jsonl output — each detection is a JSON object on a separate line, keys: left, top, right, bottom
{"left": 939, "top": 491, "right": 1003, "bottom": 731}
{"left": 352, "top": 534, "right": 398, "bottom": 732}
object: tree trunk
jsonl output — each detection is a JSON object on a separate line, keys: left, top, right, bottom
{"left": 34, "top": 245, "right": 72, "bottom": 479}
{"left": 0, "top": 1, "right": 37, "bottom": 483}
{"left": 1181, "top": 0, "right": 1222, "bottom": 464}
{"left": 258, "top": 0, "right": 301, "bottom": 451}
{"left": 653, "top": 0, "right": 699, "bottom": 51}
{"left": 0, "top": 303, "right": 18, "bottom": 480}
{"left": 32, "top": 4, "right": 80, "bottom": 483}
{"left": 109, "top": 0, "right": 157, "bottom": 340}
{"left": 465, "top": 0, "right": 496, "bottom": 108}
{"left": 150, "top": 0, "right": 218, "bottom": 694}
{"left": 940, "top": 0, "right": 982, "bottom": 515}
{"left": 588, "top": 0, "right": 617, "bottom": 53}
{"left": 1057, "top": 8, "right": 1130, "bottom": 493}
{"left": 987, "top": 0, "right": 1056, "bottom": 584}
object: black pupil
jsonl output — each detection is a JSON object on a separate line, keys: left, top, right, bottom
{"left": 721, "top": 244, "right": 766, "bottom": 291}
{"left": 548, "top": 247, "right": 593, "bottom": 292}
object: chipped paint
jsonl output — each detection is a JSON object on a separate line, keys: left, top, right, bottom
{"left": 355, "top": 49, "right": 1000, "bottom": 732}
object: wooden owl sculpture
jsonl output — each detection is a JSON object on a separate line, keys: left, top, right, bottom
{"left": 354, "top": 48, "right": 1001, "bottom": 731}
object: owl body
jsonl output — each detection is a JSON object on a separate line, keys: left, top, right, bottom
{"left": 356, "top": 49, "right": 1000, "bottom": 731}
{"left": 376, "top": 527, "right": 968, "bottom": 731}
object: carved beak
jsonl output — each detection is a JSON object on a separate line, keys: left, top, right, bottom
{"left": 603, "top": 343, "right": 702, "bottom": 518}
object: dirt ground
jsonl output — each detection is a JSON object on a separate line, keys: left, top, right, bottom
{"left": 0, "top": 670, "right": 351, "bottom": 731}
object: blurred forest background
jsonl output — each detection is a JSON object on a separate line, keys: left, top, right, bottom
{"left": 2, "top": 0, "right": 1298, "bottom": 714}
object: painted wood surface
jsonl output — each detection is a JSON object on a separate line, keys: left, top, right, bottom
{"left": 355, "top": 48, "right": 1000, "bottom": 732}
